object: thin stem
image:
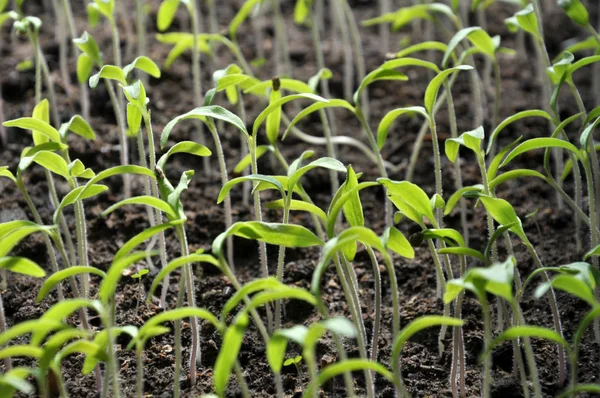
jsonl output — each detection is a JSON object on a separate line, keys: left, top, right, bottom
{"left": 135, "top": 0, "right": 146, "bottom": 86}
{"left": 0, "top": 293, "right": 10, "bottom": 371}
{"left": 583, "top": 160, "right": 599, "bottom": 268}
{"left": 136, "top": 346, "right": 144, "bottom": 398}
{"left": 270, "top": 0, "right": 291, "bottom": 76}
{"left": 105, "top": 81, "right": 131, "bottom": 197}
{"left": 355, "top": 109, "right": 391, "bottom": 226}
{"left": 207, "top": 122, "right": 235, "bottom": 269}
{"left": 341, "top": 0, "right": 368, "bottom": 120}
{"left": 60, "top": 0, "right": 89, "bottom": 119}
{"left": 189, "top": 0, "right": 210, "bottom": 174}
{"left": 526, "top": 244, "right": 566, "bottom": 385}
{"left": 366, "top": 246, "right": 381, "bottom": 367}
{"left": 482, "top": 297, "right": 491, "bottom": 398}
{"left": 477, "top": 153, "right": 498, "bottom": 263}
{"left": 274, "top": 199, "right": 290, "bottom": 331}
{"left": 249, "top": 137, "right": 274, "bottom": 332}
{"left": 332, "top": 0, "right": 353, "bottom": 101}
{"left": 445, "top": 82, "right": 469, "bottom": 245}
{"left": 17, "top": 180, "right": 65, "bottom": 299}
{"left": 310, "top": 9, "right": 339, "bottom": 195}
{"left": 335, "top": 254, "right": 375, "bottom": 398}
{"left": 175, "top": 224, "right": 199, "bottom": 386}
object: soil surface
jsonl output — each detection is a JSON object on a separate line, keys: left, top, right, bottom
{"left": 1, "top": 0, "right": 599, "bottom": 397}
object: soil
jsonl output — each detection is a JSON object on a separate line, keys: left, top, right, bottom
{"left": 1, "top": 0, "right": 599, "bottom": 397}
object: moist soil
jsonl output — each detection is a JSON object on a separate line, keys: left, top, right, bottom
{"left": 1, "top": 0, "right": 599, "bottom": 397}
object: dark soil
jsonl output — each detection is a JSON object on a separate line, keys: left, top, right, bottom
{"left": 1, "top": 0, "right": 599, "bottom": 397}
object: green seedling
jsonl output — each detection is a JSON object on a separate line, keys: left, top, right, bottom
{"left": 444, "top": 257, "right": 539, "bottom": 398}
{"left": 131, "top": 268, "right": 149, "bottom": 313}
{"left": 268, "top": 317, "right": 357, "bottom": 398}
{"left": 283, "top": 355, "right": 304, "bottom": 377}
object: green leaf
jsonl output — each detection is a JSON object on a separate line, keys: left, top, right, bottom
{"left": 127, "top": 103, "right": 142, "bottom": 137}
{"left": 341, "top": 166, "right": 364, "bottom": 231}
{"left": 282, "top": 99, "right": 355, "bottom": 140}
{"left": 500, "top": 137, "right": 582, "bottom": 167}
{"left": 89, "top": 65, "right": 126, "bottom": 88}
{"left": 266, "top": 199, "right": 327, "bottom": 224}
{"left": 381, "top": 226, "right": 414, "bottom": 259}
{"left": 3, "top": 117, "right": 61, "bottom": 143}
{"left": 479, "top": 195, "right": 528, "bottom": 243}
{"left": 425, "top": 66, "right": 473, "bottom": 115}
{"left": 379, "top": 179, "right": 436, "bottom": 225}
{"left": 585, "top": 244, "right": 600, "bottom": 260}
{"left": 377, "top": 106, "right": 429, "bottom": 150}
{"left": 156, "top": 141, "right": 212, "bottom": 172}
{"left": 157, "top": 0, "right": 180, "bottom": 31}
{"left": 38, "top": 266, "right": 105, "bottom": 301}
{"left": 392, "top": 316, "right": 463, "bottom": 366}
{"left": 102, "top": 196, "right": 180, "bottom": 221}
{"left": 266, "top": 83, "right": 282, "bottom": 144}
{"left": 214, "top": 314, "right": 249, "bottom": 396}
{"left": 218, "top": 174, "right": 285, "bottom": 204}
{"left": 362, "top": 3, "right": 455, "bottom": 31}
{"left": 287, "top": 157, "right": 345, "bottom": 194}
{"left": 139, "top": 307, "right": 221, "bottom": 337}
{"left": 486, "top": 110, "right": 552, "bottom": 155}
{"left": 59, "top": 115, "right": 95, "bottom": 142}
{"left": 304, "top": 359, "right": 394, "bottom": 397}
{"left": 536, "top": 274, "right": 597, "bottom": 306}
{"left": 253, "top": 93, "right": 328, "bottom": 138}
{"left": 221, "top": 277, "right": 283, "bottom": 321}
{"left": 229, "top": 0, "right": 264, "bottom": 40}
{"left": 40, "top": 299, "right": 100, "bottom": 325}
{"left": 244, "top": 78, "right": 313, "bottom": 96}
{"left": 123, "top": 56, "right": 161, "bottom": 79}
{"left": 77, "top": 54, "right": 94, "bottom": 84}
{"left": 0, "top": 225, "right": 56, "bottom": 258}
{"left": 445, "top": 257, "right": 516, "bottom": 304}
{"left": 54, "top": 185, "right": 108, "bottom": 225}
{"left": 73, "top": 32, "right": 101, "bottom": 63}
{"left": 394, "top": 41, "right": 450, "bottom": 59}
{"left": 0, "top": 321, "right": 60, "bottom": 347}
{"left": 113, "top": 221, "right": 181, "bottom": 264}
{"left": 0, "top": 345, "right": 43, "bottom": 360}
{"left": 445, "top": 126, "right": 484, "bottom": 161}
{"left": 56, "top": 340, "right": 107, "bottom": 365}
{"left": 148, "top": 254, "right": 220, "bottom": 298}
{"left": 326, "top": 182, "right": 378, "bottom": 238}
{"left": 307, "top": 68, "right": 332, "bottom": 93}
{"left": 488, "top": 169, "right": 546, "bottom": 190}
{"left": 486, "top": 326, "right": 568, "bottom": 357}
{"left": 506, "top": 5, "right": 541, "bottom": 41}
{"left": 437, "top": 247, "right": 488, "bottom": 264}
{"left": 161, "top": 105, "right": 248, "bottom": 148}
{"left": 75, "top": 165, "right": 155, "bottom": 202}
{"left": 443, "top": 27, "right": 493, "bottom": 67}
{"left": 444, "top": 185, "right": 484, "bottom": 216}
{"left": 354, "top": 68, "right": 408, "bottom": 104}
{"left": 212, "top": 222, "right": 323, "bottom": 258}
{"left": 558, "top": 0, "right": 589, "bottom": 26}
{"left": 0, "top": 166, "right": 16, "bottom": 183}
{"left": 100, "top": 250, "right": 160, "bottom": 304}
{"left": 558, "top": 385, "right": 600, "bottom": 398}
{"left": 233, "top": 145, "right": 272, "bottom": 173}
{"left": 0, "top": 257, "right": 45, "bottom": 278}
{"left": 294, "top": 0, "right": 312, "bottom": 24}
{"left": 420, "top": 228, "right": 465, "bottom": 247}
{"left": 19, "top": 151, "right": 70, "bottom": 179}
{"left": 31, "top": 100, "right": 50, "bottom": 146}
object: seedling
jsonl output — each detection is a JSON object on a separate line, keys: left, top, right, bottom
{"left": 131, "top": 268, "right": 149, "bottom": 313}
